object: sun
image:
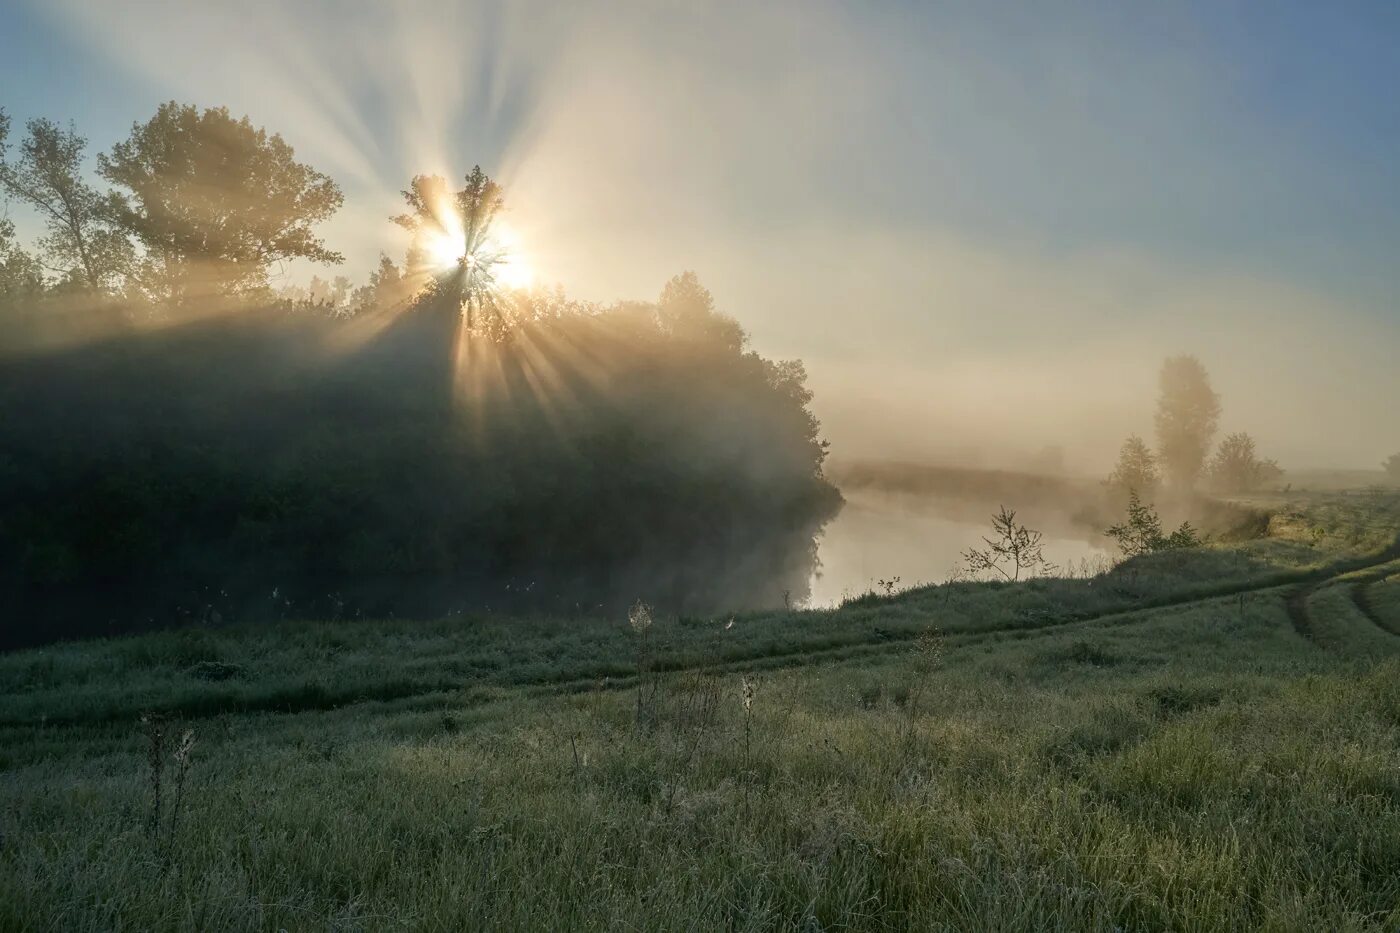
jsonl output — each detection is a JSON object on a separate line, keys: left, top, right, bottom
{"left": 486, "top": 223, "right": 534, "bottom": 290}
{"left": 422, "top": 220, "right": 533, "bottom": 291}
{"left": 424, "top": 228, "right": 466, "bottom": 269}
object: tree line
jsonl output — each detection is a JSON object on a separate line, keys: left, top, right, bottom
{"left": 0, "top": 103, "right": 842, "bottom": 647}
{"left": 1107, "top": 355, "right": 1284, "bottom": 499}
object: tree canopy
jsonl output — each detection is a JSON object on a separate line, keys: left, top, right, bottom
{"left": 98, "top": 102, "right": 343, "bottom": 303}
{"left": 0, "top": 111, "right": 132, "bottom": 293}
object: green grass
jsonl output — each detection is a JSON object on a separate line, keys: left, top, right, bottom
{"left": 2, "top": 492, "right": 1399, "bottom": 930}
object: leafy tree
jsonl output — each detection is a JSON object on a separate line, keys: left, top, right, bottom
{"left": 1206, "top": 432, "right": 1284, "bottom": 493}
{"left": 349, "top": 254, "right": 414, "bottom": 315}
{"left": 1154, "top": 355, "right": 1220, "bottom": 490}
{"left": 1106, "top": 434, "right": 1159, "bottom": 495}
{"left": 0, "top": 111, "right": 132, "bottom": 293}
{"left": 1385, "top": 453, "right": 1400, "bottom": 483}
{"left": 657, "top": 271, "right": 745, "bottom": 352}
{"left": 98, "top": 103, "right": 343, "bottom": 303}
{"left": 963, "top": 506, "right": 1057, "bottom": 582}
{"left": 392, "top": 166, "right": 504, "bottom": 325}
{"left": 1104, "top": 491, "right": 1201, "bottom": 557}
{"left": 0, "top": 215, "right": 46, "bottom": 317}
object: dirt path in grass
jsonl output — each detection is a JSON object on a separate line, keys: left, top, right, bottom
{"left": 1285, "top": 536, "right": 1400, "bottom": 642}
{"left": 1351, "top": 579, "right": 1400, "bottom": 637}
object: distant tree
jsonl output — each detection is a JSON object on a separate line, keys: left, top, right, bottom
{"left": 657, "top": 271, "right": 745, "bottom": 352}
{"left": 0, "top": 215, "right": 47, "bottom": 315}
{"left": 1154, "top": 355, "right": 1220, "bottom": 491}
{"left": 349, "top": 254, "right": 414, "bottom": 315}
{"left": 1207, "top": 431, "right": 1284, "bottom": 493}
{"left": 963, "top": 506, "right": 1057, "bottom": 582}
{"left": 98, "top": 102, "right": 343, "bottom": 304}
{"left": 1106, "top": 434, "right": 1159, "bottom": 495}
{"left": 1385, "top": 453, "right": 1400, "bottom": 483}
{"left": 0, "top": 111, "right": 132, "bottom": 293}
{"left": 1104, "top": 491, "right": 1202, "bottom": 557}
{"left": 392, "top": 166, "right": 504, "bottom": 326}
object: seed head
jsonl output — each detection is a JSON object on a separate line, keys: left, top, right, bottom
{"left": 628, "top": 600, "right": 653, "bottom": 634}
{"left": 173, "top": 729, "right": 196, "bottom": 766}
{"left": 741, "top": 677, "right": 755, "bottom": 712}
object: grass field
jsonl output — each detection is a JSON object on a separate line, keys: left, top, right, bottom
{"left": 2, "top": 490, "right": 1399, "bottom": 931}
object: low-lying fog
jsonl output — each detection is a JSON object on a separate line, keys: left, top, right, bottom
{"left": 809, "top": 486, "right": 1104, "bottom": 607}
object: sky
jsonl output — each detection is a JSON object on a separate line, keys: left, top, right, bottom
{"left": 2, "top": 0, "right": 1397, "bottom": 471}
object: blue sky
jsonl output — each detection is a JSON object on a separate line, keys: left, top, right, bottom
{"left": 2, "top": 1, "right": 1397, "bottom": 466}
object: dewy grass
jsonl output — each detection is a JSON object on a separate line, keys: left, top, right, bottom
{"left": 1, "top": 491, "right": 1398, "bottom": 930}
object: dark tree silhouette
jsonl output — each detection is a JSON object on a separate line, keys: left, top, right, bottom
{"left": 392, "top": 166, "right": 506, "bottom": 327}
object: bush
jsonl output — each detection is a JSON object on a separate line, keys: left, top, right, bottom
{"left": 1104, "top": 492, "right": 1203, "bottom": 557}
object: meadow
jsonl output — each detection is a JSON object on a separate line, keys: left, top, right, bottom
{"left": 2, "top": 489, "right": 1399, "bottom": 931}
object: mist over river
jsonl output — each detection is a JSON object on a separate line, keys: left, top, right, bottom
{"left": 809, "top": 486, "right": 1106, "bottom": 608}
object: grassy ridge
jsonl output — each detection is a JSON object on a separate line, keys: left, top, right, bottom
{"left": 1, "top": 491, "right": 1398, "bottom": 930}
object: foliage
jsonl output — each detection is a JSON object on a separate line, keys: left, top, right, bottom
{"left": 1207, "top": 431, "right": 1283, "bottom": 493}
{"left": 1106, "top": 433, "right": 1159, "bottom": 495}
{"left": 1386, "top": 452, "right": 1400, "bottom": 483}
{"left": 1154, "top": 355, "right": 1220, "bottom": 490}
{"left": 962, "top": 505, "right": 1057, "bottom": 582}
{"left": 0, "top": 275, "right": 842, "bottom": 645}
{"left": 392, "top": 166, "right": 504, "bottom": 323}
{"left": 1104, "top": 491, "right": 1203, "bottom": 557}
{"left": 0, "top": 111, "right": 133, "bottom": 293}
{"left": 98, "top": 102, "right": 343, "bottom": 303}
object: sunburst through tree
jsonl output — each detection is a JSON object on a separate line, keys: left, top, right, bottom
{"left": 392, "top": 166, "right": 530, "bottom": 328}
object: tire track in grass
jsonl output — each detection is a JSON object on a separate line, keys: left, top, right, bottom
{"left": 1285, "top": 536, "right": 1400, "bottom": 643}
{"left": 1351, "top": 578, "right": 1400, "bottom": 637}
{"left": 13, "top": 537, "right": 1400, "bottom": 728}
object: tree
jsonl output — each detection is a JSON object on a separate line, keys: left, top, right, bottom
{"left": 1104, "top": 491, "right": 1201, "bottom": 557}
{"left": 98, "top": 103, "right": 343, "bottom": 304}
{"left": 657, "top": 271, "right": 745, "bottom": 352}
{"left": 1206, "top": 432, "right": 1284, "bottom": 493}
{"left": 0, "top": 215, "right": 46, "bottom": 314}
{"left": 349, "top": 254, "right": 414, "bottom": 315}
{"left": 392, "top": 166, "right": 505, "bottom": 326}
{"left": 1154, "top": 355, "right": 1220, "bottom": 490}
{"left": 1106, "top": 434, "right": 1159, "bottom": 495}
{"left": 0, "top": 111, "right": 132, "bottom": 293}
{"left": 962, "top": 506, "right": 1057, "bottom": 582}
{"left": 1385, "top": 453, "right": 1400, "bottom": 483}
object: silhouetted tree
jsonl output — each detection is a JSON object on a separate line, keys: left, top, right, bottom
{"left": 1154, "top": 355, "right": 1220, "bottom": 491}
{"left": 98, "top": 103, "right": 343, "bottom": 304}
{"left": 1384, "top": 453, "right": 1400, "bottom": 483}
{"left": 0, "top": 110, "right": 132, "bottom": 293}
{"left": 963, "top": 506, "right": 1056, "bottom": 582}
{"left": 392, "top": 166, "right": 505, "bottom": 326}
{"left": 1106, "top": 434, "right": 1159, "bottom": 496}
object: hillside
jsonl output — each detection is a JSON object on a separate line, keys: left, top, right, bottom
{"left": 2, "top": 490, "right": 1399, "bottom": 930}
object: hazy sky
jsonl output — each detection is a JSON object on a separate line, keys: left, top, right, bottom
{"left": 3, "top": 1, "right": 1397, "bottom": 470}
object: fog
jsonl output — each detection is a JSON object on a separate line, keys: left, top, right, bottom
{"left": 3, "top": 2, "right": 1397, "bottom": 640}
{"left": 18, "top": 0, "right": 1398, "bottom": 476}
